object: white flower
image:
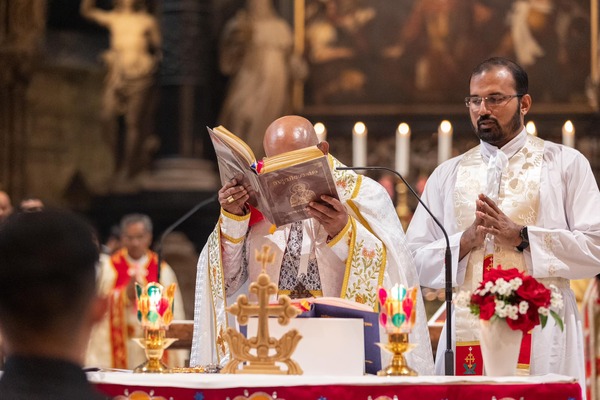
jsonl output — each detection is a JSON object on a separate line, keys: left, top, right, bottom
{"left": 507, "top": 305, "right": 519, "bottom": 320}
{"left": 519, "top": 300, "right": 529, "bottom": 314}
{"left": 495, "top": 279, "right": 514, "bottom": 296}
{"left": 454, "top": 290, "right": 471, "bottom": 308}
{"left": 483, "top": 281, "right": 494, "bottom": 294}
{"left": 549, "top": 285, "right": 564, "bottom": 310}
{"left": 509, "top": 277, "right": 523, "bottom": 291}
{"left": 539, "top": 306, "right": 550, "bottom": 316}
{"left": 495, "top": 299, "right": 508, "bottom": 318}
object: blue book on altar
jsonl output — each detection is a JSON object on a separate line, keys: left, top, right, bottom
{"left": 297, "top": 299, "right": 381, "bottom": 375}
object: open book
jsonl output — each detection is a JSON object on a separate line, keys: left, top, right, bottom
{"left": 208, "top": 126, "right": 340, "bottom": 227}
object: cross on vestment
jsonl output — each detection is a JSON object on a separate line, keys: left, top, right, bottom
{"left": 465, "top": 347, "right": 476, "bottom": 368}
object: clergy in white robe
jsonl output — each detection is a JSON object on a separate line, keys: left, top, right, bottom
{"left": 190, "top": 116, "right": 434, "bottom": 375}
{"left": 85, "top": 215, "right": 186, "bottom": 370}
{"left": 406, "top": 57, "right": 600, "bottom": 396}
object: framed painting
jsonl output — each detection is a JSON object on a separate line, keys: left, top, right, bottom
{"left": 292, "top": 0, "right": 598, "bottom": 114}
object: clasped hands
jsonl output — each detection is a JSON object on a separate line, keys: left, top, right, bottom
{"left": 459, "top": 193, "right": 523, "bottom": 260}
{"left": 219, "top": 178, "right": 348, "bottom": 238}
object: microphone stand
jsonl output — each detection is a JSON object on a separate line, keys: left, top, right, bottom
{"left": 336, "top": 165, "right": 454, "bottom": 376}
{"left": 156, "top": 194, "right": 218, "bottom": 282}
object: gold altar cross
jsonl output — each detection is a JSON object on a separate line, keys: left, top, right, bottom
{"left": 229, "top": 273, "right": 298, "bottom": 358}
{"left": 255, "top": 245, "right": 274, "bottom": 273}
{"left": 221, "top": 245, "right": 303, "bottom": 374}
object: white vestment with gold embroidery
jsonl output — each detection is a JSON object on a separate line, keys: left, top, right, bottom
{"left": 408, "top": 129, "right": 600, "bottom": 396}
{"left": 190, "top": 156, "right": 434, "bottom": 375}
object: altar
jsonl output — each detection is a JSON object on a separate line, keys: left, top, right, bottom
{"left": 90, "top": 372, "right": 582, "bottom": 400}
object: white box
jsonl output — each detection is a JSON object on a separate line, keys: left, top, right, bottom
{"left": 245, "top": 317, "right": 365, "bottom": 376}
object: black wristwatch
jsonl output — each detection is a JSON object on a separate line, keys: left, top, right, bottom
{"left": 516, "top": 226, "right": 530, "bottom": 252}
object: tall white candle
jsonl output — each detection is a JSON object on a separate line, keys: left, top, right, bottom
{"left": 396, "top": 123, "right": 410, "bottom": 176}
{"left": 562, "top": 120, "right": 575, "bottom": 147}
{"left": 314, "top": 122, "right": 327, "bottom": 143}
{"left": 438, "top": 120, "right": 452, "bottom": 164}
{"left": 526, "top": 121, "right": 537, "bottom": 136}
{"left": 353, "top": 122, "right": 367, "bottom": 166}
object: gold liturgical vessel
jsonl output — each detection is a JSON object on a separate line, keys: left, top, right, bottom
{"left": 377, "top": 332, "right": 417, "bottom": 376}
{"left": 377, "top": 285, "right": 418, "bottom": 376}
{"left": 221, "top": 245, "right": 303, "bottom": 375}
{"left": 133, "top": 282, "right": 178, "bottom": 373}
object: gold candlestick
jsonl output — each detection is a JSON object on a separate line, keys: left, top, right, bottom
{"left": 133, "top": 327, "right": 178, "bottom": 373}
{"left": 377, "top": 332, "right": 417, "bottom": 376}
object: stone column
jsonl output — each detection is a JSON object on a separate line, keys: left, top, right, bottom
{"left": 0, "top": 0, "right": 46, "bottom": 197}
{"left": 143, "top": 0, "right": 218, "bottom": 191}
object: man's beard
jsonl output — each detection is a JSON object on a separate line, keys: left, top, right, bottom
{"left": 473, "top": 107, "right": 522, "bottom": 147}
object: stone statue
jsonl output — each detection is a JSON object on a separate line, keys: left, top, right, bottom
{"left": 218, "top": 0, "right": 306, "bottom": 159}
{"left": 81, "top": 0, "right": 161, "bottom": 182}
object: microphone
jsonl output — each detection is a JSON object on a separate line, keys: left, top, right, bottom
{"left": 336, "top": 166, "right": 454, "bottom": 376}
{"left": 156, "top": 194, "right": 218, "bottom": 282}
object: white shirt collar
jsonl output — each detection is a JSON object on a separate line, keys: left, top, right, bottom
{"left": 126, "top": 252, "right": 149, "bottom": 267}
{"left": 480, "top": 127, "right": 527, "bottom": 163}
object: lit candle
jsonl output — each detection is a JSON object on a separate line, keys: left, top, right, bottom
{"left": 396, "top": 123, "right": 410, "bottom": 176}
{"left": 562, "top": 120, "right": 575, "bottom": 147}
{"left": 526, "top": 121, "right": 537, "bottom": 136}
{"left": 314, "top": 122, "right": 327, "bottom": 143}
{"left": 353, "top": 122, "right": 367, "bottom": 166}
{"left": 437, "top": 120, "right": 452, "bottom": 164}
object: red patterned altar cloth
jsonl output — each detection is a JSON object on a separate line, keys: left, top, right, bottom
{"left": 90, "top": 372, "right": 582, "bottom": 400}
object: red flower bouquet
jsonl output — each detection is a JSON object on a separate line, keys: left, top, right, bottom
{"left": 455, "top": 267, "right": 563, "bottom": 333}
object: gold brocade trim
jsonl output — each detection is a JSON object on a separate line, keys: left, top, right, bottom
{"left": 331, "top": 156, "right": 358, "bottom": 199}
{"left": 207, "top": 227, "right": 229, "bottom": 363}
{"left": 221, "top": 231, "right": 245, "bottom": 244}
{"left": 456, "top": 340, "right": 480, "bottom": 346}
{"left": 278, "top": 289, "right": 323, "bottom": 297}
{"left": 378, "top": 246, "right": 387, "bottom": 289}
{"left": 351, "top": 174, "right": 362, "bottom": 200}
{"left": 341, "top": 218, "right": 384, "bottom": 309}
{"left": 327, "top": 217, "right": 352, "bottom": 247}
{"left": 517, "top": 362, "right": 531, "bottom": 369}
{"left": 340, "top": 217, "right": 357, "bottom": 299}
{"left": 221, "top": 208, "right": 251, "bottom": 222}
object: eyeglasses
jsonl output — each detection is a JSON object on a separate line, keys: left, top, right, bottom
{"left": 465, "top": 94, "right": 523, "bottom": 110}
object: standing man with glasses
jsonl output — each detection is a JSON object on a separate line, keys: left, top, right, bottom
{"left": 407, "top": 57, "right": 600, "bottom": 392}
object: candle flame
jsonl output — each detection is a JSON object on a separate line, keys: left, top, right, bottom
{"left": 398, "top": 122, "right": 410, "bottom": 136}
{"left": 526, "top": 121, "right": 537, "bottom": 136}
{"left": 314, "top": 122, "right": 327, "bottom": 141}
{"left": 314, "top": 122, "right": 326, "bottom": 135}
{"left": 563, "top": 120, "right": 574, "bottom": 134}
{"left": 353, "top": 122, "right": 366, "bottom": 135}
{"left": 439, "top": 120, "right": 452, "bottom": 134}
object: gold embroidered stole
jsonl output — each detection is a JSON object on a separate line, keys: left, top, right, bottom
{"left": 453, "top": 135, "right": 544, "bottom": 375}
{"left": 331, "top": 156, "right": 387, "bottom": 308}
{"left": 205, "top": 228, "right": 230, "bottom": 363}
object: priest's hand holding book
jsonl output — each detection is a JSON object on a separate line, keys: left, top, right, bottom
{"left": 306, "top": 194, "right": 348, "bottom": 239}
{"left": 219, "top": 178, "right": 250, "bottom": 216}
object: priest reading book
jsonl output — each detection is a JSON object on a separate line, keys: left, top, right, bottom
{"left": 191, "top": 115, "right": 434, "bottom": 375}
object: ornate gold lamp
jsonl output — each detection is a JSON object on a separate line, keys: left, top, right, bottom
{"left": 377, "top": 284, "right": 418, "bottom": 376}
{"left": 133, "top": 282, "right": 178, "bottom": 373}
